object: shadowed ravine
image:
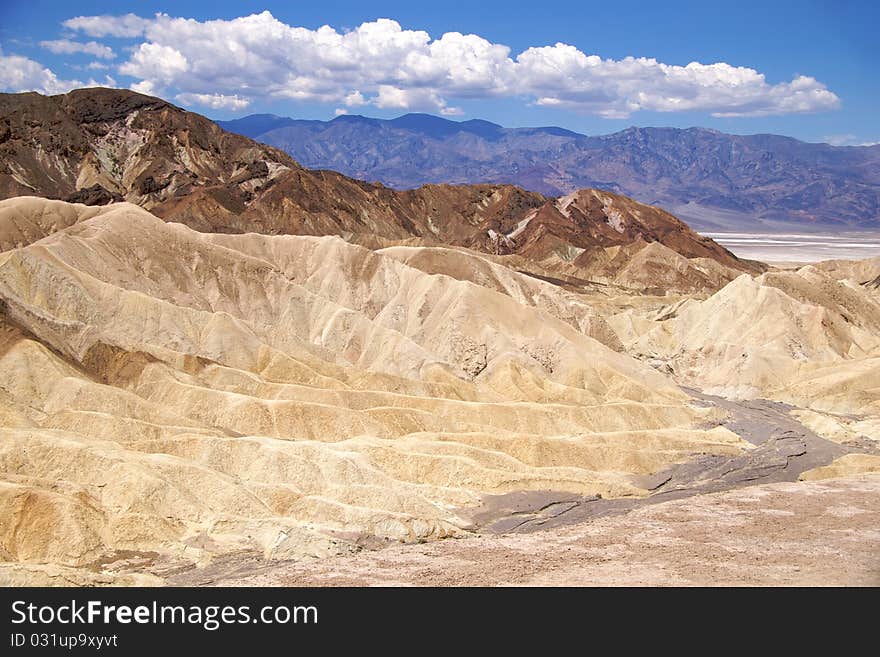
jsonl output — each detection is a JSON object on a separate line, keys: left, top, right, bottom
{"left": 458, "top": 388, "right": 862, "bottom": 534}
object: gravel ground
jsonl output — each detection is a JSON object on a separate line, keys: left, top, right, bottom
{"left": 185, "top": 475, "right": 880, "bottom": 587}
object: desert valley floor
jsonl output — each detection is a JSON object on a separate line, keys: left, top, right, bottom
{"left": 707, "top": 232, "right": 880, "bottom": 264}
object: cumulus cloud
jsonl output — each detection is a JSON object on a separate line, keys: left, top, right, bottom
{"left": 0, "top": 51, "right": 83, "bottom": 94}
{"left": 119, "top": 43, "right": 188, "bottom": 81}
{"left": 59, "top": 11, "right": 841, "bottom": 118}
{"left": 0, "top": 48, "right": 117, "bottom": 96}
{"left": 517, "top": 46, "right": 840, "bottom": 118}
{"left": 62, "top": 13, "right": 152, "bottom": 38}
{"left": 343, "top": 91, "right": 367, "bottom": 107}
{"left": 40, "top": 39, "right": 115, "bottom": 60}
{"left": 374, "top": 85, "right": 463, "bottom": 115}
{"left": 176, "top": 92, "right": 251, "bottom": 111}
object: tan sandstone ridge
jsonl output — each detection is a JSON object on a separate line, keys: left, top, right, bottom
{"left": 0, "top": 197, "right": 754, "bottom": 585}
{"left": 608, "top": 258, "right": 880, "bottom": 454}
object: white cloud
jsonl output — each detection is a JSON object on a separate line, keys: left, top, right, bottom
{"left": 344, "top": 91, "right": 367, "bottom": 107}
{"left": 0, "top": 51, "right": 83, "bottom": 94}
{"left": 92, "top": 75, "right": 117, "bottom": 88}
{"left": 426, "top": 31, "right": 513, "bottom": 97}
{"left": 62, "top": 11, "right": 841, "bottom": 118}
{"left": 823, "top": 133, "right": 858, "bottom": 146}
{"left": 374, "top": 85, "right": 461, "bottom": 115}
{"left": 130, "top": 80, "right": 157, "bottom": 95}
{"left": 518, "top": 48, "right": 840, "bottom": 117}
{"left": 334, "top": 108, "right": 349, "bottom": 116}
{"left": 176, "top": 92, "right": 251, "bottom": 111}
{"left": 120, "top": 43, "right": 188, "bottom": 82}
{"left": 40, "top": 39, "right": 115, "bottom": 60}
{"left": 87, "top": 61, "right": 110, "bottom": 70}
{"left": 822, "top": 134, "right": 879, "bottom": 147}
{"left": 0, "top": 49, "right": 118, "bottom": 96}
{"left": 62, "top": 13, "right": 152, "bottom": 38}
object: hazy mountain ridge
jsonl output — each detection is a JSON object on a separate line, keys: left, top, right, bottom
{"left": 217, "top": 113, "right": 880, "bottom": 229}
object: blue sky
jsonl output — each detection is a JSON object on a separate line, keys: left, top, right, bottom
{"left": 0, "top": 0, "right": 877, "bottom": 144}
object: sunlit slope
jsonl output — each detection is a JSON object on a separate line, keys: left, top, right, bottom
{"left": 616, "top": 265, "right": 880, "bottom": 414}
{"left": 0, "top": 198, "right": 743, "bottom": 584}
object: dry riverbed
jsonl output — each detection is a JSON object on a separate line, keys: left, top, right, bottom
{"left": 176, "top": 475, "right": 880, "bottom": 586}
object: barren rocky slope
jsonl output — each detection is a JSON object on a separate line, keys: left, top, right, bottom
{"left": 615, "top": 260, "right": 880, "bottom": 411}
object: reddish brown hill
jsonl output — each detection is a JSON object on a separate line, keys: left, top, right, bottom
{"left": 559, "top": 189, "right": 739, "bottom": 263}
{"left": 0, "top": 88, "right": 760, "bottom": 285}
{"left": 0, "top": 88, "right": 296, "bottom": 207}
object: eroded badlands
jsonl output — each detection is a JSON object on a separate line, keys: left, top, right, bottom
{"left": 0, "top": 198, "right": 878, "bottom": 585}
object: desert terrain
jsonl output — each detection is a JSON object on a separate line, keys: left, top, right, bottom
{"left": 175, "top": 476, "right": 879, "bottom": 587}
{"left": 0, "top": 89, "right": 877, "bottom": 586}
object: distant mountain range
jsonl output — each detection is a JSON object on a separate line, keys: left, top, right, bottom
{"left": 217, "top": 113, "right": 880, "bottom": 230}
